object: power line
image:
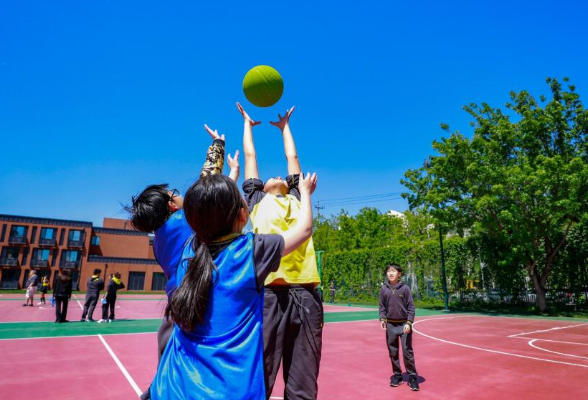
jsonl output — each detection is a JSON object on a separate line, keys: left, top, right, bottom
{"left": 317, "top": 192, "right": 403, "bottom": 205}
{"left": 318, "top": 196, "right": 403, "bottom": 209}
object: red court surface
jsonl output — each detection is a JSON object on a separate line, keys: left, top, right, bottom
{"left": 0, "top": 296, "right": 168, "bottom": 322}
{"left": 1, "top": 306, "right": 587, "bottom": 399}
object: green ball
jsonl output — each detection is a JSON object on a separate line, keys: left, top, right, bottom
{"left": 242, "top": 65, "right": 284, "bottom": 108}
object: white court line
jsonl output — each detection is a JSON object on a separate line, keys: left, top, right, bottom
{"left": 98, "top": 334, "right": 142, "bottom": 397}
{"left": 72, "top": 294, "right": 84, "bottom": 310}
{"left": 508, "top": 323, "right": 587, "bottom": 337}
{"left": 528, "top": 339, "right": 588, "bottom": 361}
{"left": 412, "top": 316, "right": 588, "bottom": 369}
{"left": 510, "top": 337, "right": 588, "bottom": 347}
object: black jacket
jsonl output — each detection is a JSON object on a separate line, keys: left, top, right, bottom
{"left": 53, "top": 276, "right": 73, "bottom": 298}
{"left": 105, "top": 279, "right": 125, "bottom": 298}
{"left": 379, "top": 281, "right": 415, "bottom": 323}
{"left": 86, "top": 277, "right": 105, "bottom": 296}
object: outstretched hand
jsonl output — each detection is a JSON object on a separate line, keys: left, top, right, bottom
{"left": 228, "top": 150, "right": 240, "bottom": 170}
{"left": 204, "top": 124, "right": 225, "bottom": 142}
{"left": 237, "top": 102, "right": 261, "bottom": 126}
{"left": 298, "top": 172, "right": 317, "bottom": 195}
{"left": 270, "top": 107, "right": 295, "bottom": 131}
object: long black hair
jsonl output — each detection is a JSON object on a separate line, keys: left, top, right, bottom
{"left": 166, "top": 174, "right": 245, "bottom": 331}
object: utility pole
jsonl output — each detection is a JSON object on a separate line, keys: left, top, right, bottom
{"left": 314, "top": 201, "right": 325, "bottom": 219}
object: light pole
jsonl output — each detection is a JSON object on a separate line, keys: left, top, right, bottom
{"left": 438, "top": 223, "right": 450, "bottom": 312}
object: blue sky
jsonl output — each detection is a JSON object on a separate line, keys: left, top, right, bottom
{"left": 1, "top": 0, "right": 587, "bottom": 226}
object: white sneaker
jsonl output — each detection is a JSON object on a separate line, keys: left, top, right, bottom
{"left": 97, "top": 319, "right": 105, "bottom": 323}
{"left": 107, "top": 319, "right": 112, "bottom": 323}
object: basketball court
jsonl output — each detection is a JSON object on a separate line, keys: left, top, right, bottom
{"left": 1, "top": 295, "right": 587, "bottom": 399}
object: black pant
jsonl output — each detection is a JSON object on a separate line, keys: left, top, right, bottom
{"left": 82, "top": 294, "right": 99, "bottom": 320}
{"left": 386, "top": 322, "right": 417, "bottom": 376}
{"left": 55, "top": 296, "right": 69, "bottom": 322}
{"left": 101, "top": 296, "right": 117, "bottom": 320}
{"left": 263, "top": 286, "right": 323, "bottom": 400}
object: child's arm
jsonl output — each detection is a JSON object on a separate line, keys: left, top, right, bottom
{"left": 201, "top": 124, "right": 226, "bottom": 177}
{"left": 237, "top": 103, "right": 261, "bottom": 180}
{"left": 379, "top": 287, "right": 387, "bottom": 330}
{"left": 270, "top": 107, "right": 301, "bottom": 176}
{"left": 228, "top": 150, "right": 240, "bottom": 182}
{"left": 404, "top": 288, "right": 416, "bottom": 334}
{"left": 280, "top": 172, "right": 317, "bottom": 255}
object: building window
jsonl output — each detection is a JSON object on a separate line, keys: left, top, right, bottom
{"left": 91, "top": 235, "right": 100, "bottom": 245}
{"left": 32, "top": 249, "right": 51, "bottom": 261}
{"left": 30, "top": 227, "right": 37, "bottom": 245}
{"left": 0, "top": 247, "right": 20, "bottom": 265}
{"left": 61, "top": 250, "right": 80, "bottom": 268}
{"left": 63, "top": 250, "right": 79, "bottom": 262}
{"left": 10, "top": 226, "right": 27, "bottom": 237}
{"left": 41, "top": 227, "right": 56, "bottom": 240}
{"left": 52, "top": 249, "right": 59, "bottom": 265}
{"left": 128, "top": 272, "right": 146, "bottom": 291}
{"left": 0, "top": 270, "right": 20, "bottom": 289}
{"left": 68, "top": 230, "right": 85, "bottom": 248}
{"left": 151, "top": 273, "right": 167, "bottom": 291}
{"left": 22, "top": 248, "right": 29, "bottom": 266}
{"left": 9, "top": 226, "right": 28, "bottom": 244}
{"left": 59, "top": 229, "right": 65, "bottom": 245}
{"left": 0, "top": 224, "right": 6, "bottom": 242}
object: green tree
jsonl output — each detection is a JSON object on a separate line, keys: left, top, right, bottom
{"left": 402, "top": 78, "right": 588, "bottom": 312}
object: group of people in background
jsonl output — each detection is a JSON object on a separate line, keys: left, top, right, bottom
{"left": 20, "top": 267, "right": 125, "bottom": 324}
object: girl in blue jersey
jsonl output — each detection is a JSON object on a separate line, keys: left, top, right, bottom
{"left": 151, "top": 173, "right": 317, "bottom": 400}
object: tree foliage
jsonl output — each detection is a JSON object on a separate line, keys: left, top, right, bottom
{"left": 401, "top": 78, "right": 588, "bottom": 312}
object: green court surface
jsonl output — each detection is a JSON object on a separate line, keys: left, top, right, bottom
{"left": 0, "top": 308, "right": 446, "bottom": 340}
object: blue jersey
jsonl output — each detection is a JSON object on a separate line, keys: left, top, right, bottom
{"left": 151, "top": 233, "right": 266, "bottom": 400}
{"left": 152, "top": 210, "right": 193, "bottom": 298}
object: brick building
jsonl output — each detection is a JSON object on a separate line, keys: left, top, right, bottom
{"left": 0, "top": 214, "right": 166, "bottom": 292}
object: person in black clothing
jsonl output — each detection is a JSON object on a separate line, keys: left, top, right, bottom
{"left": 81, "top": 268, "right": 104, "bottom": 322}
{"left": 99, "top": 272, "right": 125, "bottom": 323}
{"left": 53, "top": 269, "right": 73, "bottom": 323}
{"left": 379, "top": 263, "right": 420, "bottom": 391}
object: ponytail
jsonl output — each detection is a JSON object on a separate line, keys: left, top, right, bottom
{"left": 166, "top": 242, "right": 217, "bottom": 331}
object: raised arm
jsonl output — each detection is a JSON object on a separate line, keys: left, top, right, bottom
{"left": 200, "top": 124, "right": 226, "bottom": 178}
{"left": 270, "top": 107, "right": 301, "bottom": 175}
{"left": 281, "top": 172, "right": 317, "bottom": 255}
{"left": 237, "top": 102, "right": 261, "bottom": 180}
{"left": 228, "top": 150, "right": 240, "bottom": 182}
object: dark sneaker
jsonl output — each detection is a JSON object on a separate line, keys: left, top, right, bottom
{"left": 408, "top": 376, "right": 420, "bottom": 391}
{"left": 389, "top": 375, "right": 403, "bottom": 387}
{"left": 140, "top": 386, "right": 151, "bottom": 400}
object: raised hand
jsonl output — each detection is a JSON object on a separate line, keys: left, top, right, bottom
{"left": 228, "top": 150, "right": 240, "bottom": 170}
{"left": 204, "top": 124, "right": 225, "bottom": 142}
{"left": 270, "top": 106, "right": 295, "bottom": 131}
{"left": 236, "top": 102, "right": 261, "bottom": 127}
{"left": 298, "top": 172, "right": 317, "bottom": 195}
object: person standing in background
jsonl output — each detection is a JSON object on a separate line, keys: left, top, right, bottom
{"left": 53, "top": 270, "right": 73, "bottom": 323}
{"left": 99, "top": 272, "right": 125, "bottom": 323}
{"left": 81, "top": 268, "right": 104, "bottom": 322}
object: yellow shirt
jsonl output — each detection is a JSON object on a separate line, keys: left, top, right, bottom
{"left": 249, "top": 193, "right": 320, "bottom": 286}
